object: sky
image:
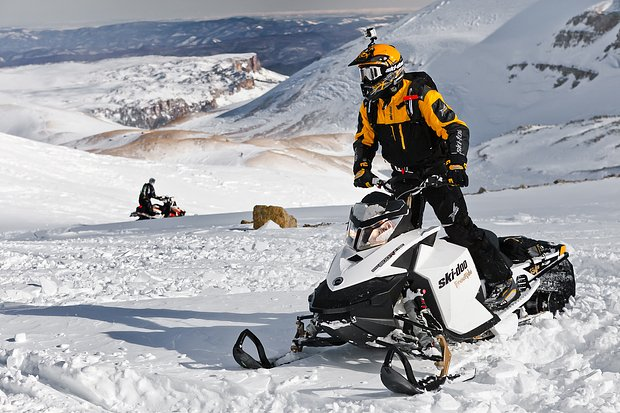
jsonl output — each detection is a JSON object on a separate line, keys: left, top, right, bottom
{"left": 0, "top": 0, "right": 435, "bottom": 29}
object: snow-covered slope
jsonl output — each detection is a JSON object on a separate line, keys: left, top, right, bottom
{"left": 1, "top": 172, "right": 619, "bottom": 412}
{"left": 0, "top": 132, "right": 361, "bottom": 232}
{"left": 181, "top": 0, "right": 539, "bottom": 141}
{"left": 434, "top": 0, "right": 620, "bottom": 142}
{"left": 2, "top": 0, "right": 617, "bottom": 185}
{"left": 179, "top": 0, "right": 619, "bottom": 144}
{"left": 0, "top": 101, "right": 128, "bottom": 146}
{"left": 467, "top": 115, "right": 620, "bottom": 191}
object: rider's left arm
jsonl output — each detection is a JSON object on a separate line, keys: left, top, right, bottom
{"left": 417, "top": 89, "right": 470, "bottom": 164}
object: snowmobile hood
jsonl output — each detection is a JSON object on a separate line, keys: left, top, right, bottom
{"left": 328, "top": 226, "right": 441, "bottom": 291}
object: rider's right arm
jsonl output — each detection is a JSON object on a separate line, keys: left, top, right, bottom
{"left": 353, "top": 104, "right": 378, "bottom": 162}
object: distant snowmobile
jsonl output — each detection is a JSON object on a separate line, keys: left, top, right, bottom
{"left": 130, "top": 196, "right": 186, "bottom": 220}
{"left": 233, "top": 175, "right": 575, "bottom": 395}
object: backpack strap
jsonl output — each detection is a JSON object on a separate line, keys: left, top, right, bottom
{"left": 365, "top": 72, "right": 437, "bottom": 126}
{"left": 401, "top": 72, "right": 437, "bottom": 123}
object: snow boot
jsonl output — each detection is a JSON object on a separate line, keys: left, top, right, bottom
{"left": 484, "top": 278, "right": 520, "bottom": 310}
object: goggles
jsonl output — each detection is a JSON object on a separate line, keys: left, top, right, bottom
{"left": 359, "top": 65, "right": 385, "bottom": 84}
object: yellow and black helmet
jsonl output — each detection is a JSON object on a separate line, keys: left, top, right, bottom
{"left": 349, "top": 43, "right": 404, "bottom": 101}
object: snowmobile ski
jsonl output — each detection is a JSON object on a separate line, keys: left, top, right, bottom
{"left": 233, "top": 318, "right": 346, "bottom": 369}
{"left": 379, "top": 334, "right": 472, "bottom": 394}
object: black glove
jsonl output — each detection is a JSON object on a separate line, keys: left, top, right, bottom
{"left": 353, "top": 159, "right": 377, "bottom": 188}
{"left": 446, "top": 160, "right": 469, "bottom": 187}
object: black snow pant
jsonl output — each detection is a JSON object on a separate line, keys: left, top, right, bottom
{"left": 393, "top": 178, "right": 512, "bottom": 283}
{"left": 140, "top": 197, "right": 155, "bottom": 216}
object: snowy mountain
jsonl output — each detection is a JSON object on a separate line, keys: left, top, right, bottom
{"left": 0, "top": 53, "right": 285, "bottom": 133}
{"left": 183, "top": 0, "right": 620, "bottom": 143}
{"left": 435, "top": 0, "right": 620, "bottom": 141}
{"left": 1, "top": 0, "right": 618, "bottom": 191}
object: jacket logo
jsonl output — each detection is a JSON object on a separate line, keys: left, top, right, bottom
{"left": 455, "top": 130, "right": 463, "bottom": 154}
{"left": 438, "top": 260, "right": 472, "bottom": 289}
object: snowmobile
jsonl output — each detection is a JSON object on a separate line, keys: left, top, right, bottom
{"left": 130, "top": 196, "right": 186, "bottom": 220}
{"left": 233, "top": 175, "right": 575, "bottom": 395}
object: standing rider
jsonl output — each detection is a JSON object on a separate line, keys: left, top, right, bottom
{"left": 139, "top": 178, "right": 162, "bottom": 216}
{"left": 349, "top": 30, "right": 519, "bottom": 310}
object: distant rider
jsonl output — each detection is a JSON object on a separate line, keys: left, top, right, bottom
{"left": 348, "top": 36, "right": 519, "bottom": 310}
{"left": 139, "top": 178, "right": 162, "bottom": 216}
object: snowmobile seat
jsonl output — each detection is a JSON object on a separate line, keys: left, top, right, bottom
{"left": 499, "top": 236, "right": 550, "bottom": 263}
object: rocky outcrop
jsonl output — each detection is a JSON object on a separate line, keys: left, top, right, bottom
{"left": 604, "top": 30, "right": 620, "bottom": 52}
{"left": 90, "top": 55, "right": 264, "bottom": 129}
{"left": 252, "top": 205, "right": 297, "bottom": 229}
{"left": 508, "top": 62, "right": 598, "bottom": 88}
{"left": 554, "top": 8, "right": 620, "bottom": 48}
{"left": 95, "top": 99, "right": 217, "bottom": 129}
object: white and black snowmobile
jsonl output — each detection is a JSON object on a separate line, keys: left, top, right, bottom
{"left": 233, "top": 175, "right": 575, "bottom": 395}
{"left": 130, "top": 196, "right": 186, "bottom": 220}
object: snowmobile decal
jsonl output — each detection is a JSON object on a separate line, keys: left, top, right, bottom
{"left": 438, "top": 259, "right": 470, "bottom": 289}
{"left": 372, "top": 243, "right": 404, "bottom": 272}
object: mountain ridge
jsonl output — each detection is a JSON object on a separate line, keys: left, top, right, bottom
{"left": 0, "top": 14, "right": 404, "bottom": 76}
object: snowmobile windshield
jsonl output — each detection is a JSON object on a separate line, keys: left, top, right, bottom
{"left": 346, "top": 199, "right": 408, "bottom": 251}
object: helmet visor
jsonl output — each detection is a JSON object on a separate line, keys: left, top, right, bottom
{"left": 359, "top": 65, "right": 384, "bottom": 85}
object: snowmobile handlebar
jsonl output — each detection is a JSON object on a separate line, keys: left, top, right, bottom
{"left": 372, "top": 175, "right": 447, "bottom": 199}
{"left": 155, "top": 195, "right": 173, "bottom": 202}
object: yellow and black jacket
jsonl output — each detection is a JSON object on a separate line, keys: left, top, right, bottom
{"left": 354, "top": 72, "right": 469, "bottom": 173}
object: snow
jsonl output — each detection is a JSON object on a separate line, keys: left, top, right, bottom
{"left": 0, "top": 128, "right": 620, "bottom": 412}
{"left": 1, "top": 128, "right": 619, "bottom": 411}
